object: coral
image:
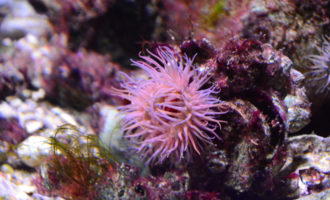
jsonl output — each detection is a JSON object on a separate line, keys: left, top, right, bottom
{"left": 112, "top": 46, "right": 226, "bottom": 165}
{"left": 304, "top": 36, "right": 330, "bottom": 94}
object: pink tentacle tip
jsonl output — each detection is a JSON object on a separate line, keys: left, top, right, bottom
{"left": 113, "top": 46, "right": 227, "bottom": 165}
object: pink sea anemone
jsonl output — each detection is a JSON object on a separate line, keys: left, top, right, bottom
{"left": 112, "top": 46, "right": 226, "bottom": 164}
{"left": 305, "top": 35, "right": 330, "bottom": 94}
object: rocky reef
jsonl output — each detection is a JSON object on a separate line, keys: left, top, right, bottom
{"left": 0, "top": 0, "right": 329, "bottom": 200}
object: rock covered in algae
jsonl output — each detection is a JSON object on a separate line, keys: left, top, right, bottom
{"left": 178, "top": 38, "right": 311, "bottom": 198}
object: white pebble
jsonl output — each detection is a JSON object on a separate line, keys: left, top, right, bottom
{"left": 17, "top": 135, "right": 51, "bottom": 168}
{"left": 24, "top": 120, "right": 43, "bottom": 133}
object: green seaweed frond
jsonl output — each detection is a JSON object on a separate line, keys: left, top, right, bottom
{"left": 43, "top": 124, "right": 116, "bottom": 199}
{"left": 202, "top": 0, "right": 228, "bottom": 28}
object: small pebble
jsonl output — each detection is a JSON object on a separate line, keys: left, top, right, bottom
{"left": 1, "top": 164, "right": 14, "bottom": 174}
{"left": 17, "top": 135, "right": 51, "bottom": 168}
{"left": 24, "top": 120, "right": 43, "bottom": 133}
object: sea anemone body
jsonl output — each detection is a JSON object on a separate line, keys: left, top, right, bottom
{"left": 305, "top": 36, "right": 330, "bottom": 94}
{"left": 112, "top": 46, "right": 225, "bottom": 164}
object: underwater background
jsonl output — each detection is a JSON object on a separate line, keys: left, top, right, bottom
{"left": 0, "top": 0, "right": 329, "bottom": 199}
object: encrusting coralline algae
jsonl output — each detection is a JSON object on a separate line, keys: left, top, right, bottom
{"left": 0, "top": 0, "right": 329, "bottom": 199}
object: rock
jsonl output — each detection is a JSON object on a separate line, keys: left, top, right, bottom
{"left": 0, "top": 97, "right": 80, "bottom": 137}
{"left": 24, "top": 120, "right": 43, "bottom": 133}
{"left": 278, "top": 134, "right": 330, "bottom": 198}
{"left": 98, "top": 105, "right": 123, "bottom": 151}
{"left": 297, "top": 189, "right": 330, "bottom": 200}
{"left": 0, "top": 164, "right": 14, "bottom": 174}
{"left": 284, "top": 93, "right": 311, "bottom": 133}
{"left": 0, "top": 0, "right": 52, "bottom": 39}
{"left": 0, "top": 171, "right": 33, "bottom": 200}
{"left": 96, "top": 104, "right": 146, "bottom": 169}
{"left": 286, "top": 134, "right": 330, "bottom": 172}
{"left": 17, "top": 135, "right": 51, "bottom": 168}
